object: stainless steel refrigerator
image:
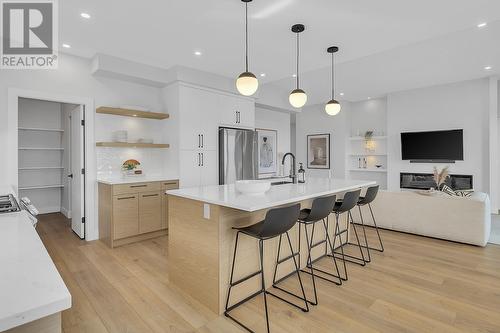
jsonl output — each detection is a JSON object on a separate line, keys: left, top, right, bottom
{"left": 219, "top": 127, "right": 257, "bottom": 185}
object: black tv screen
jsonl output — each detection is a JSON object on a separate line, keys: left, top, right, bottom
{"left": 401, "top": 129, "right": 463, "bottom": 161}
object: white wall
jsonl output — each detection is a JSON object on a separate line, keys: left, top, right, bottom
{"left": 295, "top": 103, "right": 351, "bottom": 179}
{"left": 1, "top": 53, "right": 172, "bottom": 240}
{"left": 350, "top": 98, "right": 387, "bottom": 136}
{"left": 387, "top": 78, "right": 490, "bottom": 192}
{"left": 255, "top": 107, "right": 291, "bottom": 177}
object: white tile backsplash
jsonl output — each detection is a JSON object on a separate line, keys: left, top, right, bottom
{"left": 96, "top": 148, "right": 166, "bottom": 178}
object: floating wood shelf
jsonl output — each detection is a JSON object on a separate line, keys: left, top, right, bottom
{"left": 96, "top": 107, "right": 169, "bottom": 120}
{"left": 96, "top": 142, "right": 170, "bottom": 148}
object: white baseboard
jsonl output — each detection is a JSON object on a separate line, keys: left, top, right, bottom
{"left": 61, "top": 207, "right": 72, "bottom": 219}
{"left": 37, "top": 206, "right": 63, "bottom": 215}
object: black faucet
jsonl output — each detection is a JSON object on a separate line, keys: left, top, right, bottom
{"left": 282, "top": 152, "right": 297, "bottom": 184}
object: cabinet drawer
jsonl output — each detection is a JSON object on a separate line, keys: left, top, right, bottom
{"left": 161, "top": 180, "right": 179, "bottom": 191}
{"left": 113, "top": 194, "right": 139, "bottom": 239}
{"left": 139, "top": 191, "right": 162, "bottom": 234}
{"left": 113, "top": 182, "right": 161, "bottom": 195}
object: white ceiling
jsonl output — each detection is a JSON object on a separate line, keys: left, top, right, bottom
{"left": 61, "top": 0, "right": 500, "bottom": 101}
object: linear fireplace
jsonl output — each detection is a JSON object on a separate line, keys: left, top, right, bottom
{"left": 400, "top": 172, "right": 473, "bottom": 190}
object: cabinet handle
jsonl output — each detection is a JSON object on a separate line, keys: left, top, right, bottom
{"left": 238, "top": 111, "right": 241, "bottom": 123}
{"left": 130, "top": 184, "right": 147, "bottom": 188}
{"left": 235, "top": 111, "right": 238, "bottom": 123}
{"left": 201, "top": 134, "right": 204, "bottom": 148}
{"left": 117, "top": 196, "right": 135, "bottom": 200}
{"left": 163, "top": 182, "right": 177, "bottom": 186}
{"left": 198, "top": 153, "right": 201, "bottom": 166}
{"left": 142, "top": 194, "right": 159, "bottom": 198}
{"left": 201, "top": 152, "right": 204, "bottom": 166}
{"left": 198, "top": 134, "right": 201, "bottom": 148}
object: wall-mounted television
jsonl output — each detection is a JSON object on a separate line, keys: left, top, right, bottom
{"left": 401, "top": 129, "right": 463, "bottom": 162}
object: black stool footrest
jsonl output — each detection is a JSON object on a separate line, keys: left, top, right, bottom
{"left": 230, "top": 270, "right": 262, "bottom": 287}
{"left": 330, "top": 252, "right": 366, "bottom": 266}
{"left": 276, "top": 251, "right": 300, "bottom": 265}
{"left": 225, "top": 289, "right": 263, "bottom": 313}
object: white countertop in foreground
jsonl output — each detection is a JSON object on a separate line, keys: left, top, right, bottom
{"left": 0, "top": 210, "right": 71, "bottom": 331}
{"left": 167, "top": 178, "right": 376, "bottom": 212}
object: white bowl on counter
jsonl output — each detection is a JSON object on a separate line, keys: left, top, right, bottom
{"left": 235, "top": 180, "right": 271, "bottom": 195}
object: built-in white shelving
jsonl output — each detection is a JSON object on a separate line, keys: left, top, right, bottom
{"left": 348, "top": 136, "right": 387, "bottom": 141}
{"left": 18, "top": 127, "right": 64, "bottom": 132}
{"left": 349, "top": 168, "right": 387, "bottom": 173}
{"left": 18, "top": 98, "right": 67, "bottom": 213}
{"left": 349, "top": 153, "right": 387, "bottom": 156}
{"left": 19, "top": 184, "right": 64, "bottom": 190}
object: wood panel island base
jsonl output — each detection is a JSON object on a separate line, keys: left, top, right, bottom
{"left": 167, "top": 178, "right": 375, "bottom": 314}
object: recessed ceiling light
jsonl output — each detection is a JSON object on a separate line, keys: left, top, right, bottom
{"left": 194, "top": 51, "right": 202, "bottom": 56}
{"left": 260, "top": 73, "right": 266, "bottom": 77}
{"left": 62, "top": 43, "right": 71, "bottom": 48}
{"left": 367, "top": 97, "right": 371, "bottom": 100}
{"left": 292, "top": 74, "right": 297, "bottom": 78}
{"left": 80, "top": 12, "right": 91, "bottom": 19}
{"left": 477, "top": 22, "right": 487, "bottom": 28}
{"left": 339, "top": 92, "right": 344, "bottom": 96}
{"left": 484, "top": 66, "right": 492, "bottom": 70}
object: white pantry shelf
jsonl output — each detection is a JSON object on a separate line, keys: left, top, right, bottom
{"left": 18, "top": 166, "right": 64, "bottom": 170}
{"left": 18, "top": 127, "right": 64, "bottom": 132}
{"left": 18, "top": 147, "right": 64, "bottom": 151}
{"left": 19, "top": 184, "right": 64, "bottom": 190}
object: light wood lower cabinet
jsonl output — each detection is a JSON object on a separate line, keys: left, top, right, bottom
{"left": 99, "top": 180, "right": 179, "bottom": 248}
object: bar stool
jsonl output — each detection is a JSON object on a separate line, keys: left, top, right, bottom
{"left": 354, "top": 185, "right": 384, "bottom": 255}
{"left": 330, "top": 189, "right": 366, "bottom": 281}
{"left": 271, "top": 195, "right": 342, "bottom": 306}
{"left": 224, "top": 204, "right": 308, "bottom": 333}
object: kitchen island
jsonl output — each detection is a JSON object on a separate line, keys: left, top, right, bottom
{"left": 167, "top": 178, "right": 376, "bottom": 314}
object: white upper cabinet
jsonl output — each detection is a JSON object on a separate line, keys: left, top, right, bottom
{"left": 218, "top": 94, "right": 255, "bottom": 128}
{"left": 179, "top": 86, "right": 218, "bottom": 151}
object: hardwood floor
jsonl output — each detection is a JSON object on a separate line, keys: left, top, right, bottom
{"left": 37, "top": 213, "right": 500, "bottom": 333}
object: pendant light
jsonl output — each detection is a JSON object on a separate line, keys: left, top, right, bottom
{"left": 325, "top": 46, "right": 341, "bottom": 116}
{"left": 289, "top": 24, "right": 307, "bottom": 108}
{"left": 236, "top": 0, "right": 258, "bottom": 96}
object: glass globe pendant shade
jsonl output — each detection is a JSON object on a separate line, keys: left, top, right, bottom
{"left": 236, "top": 71, "right": 258, "bottom": 96}
{"left": 325, "top": 99, "right": 341, "bottom": 116}
{"left": 289, "top": 88, "right": 307, "bottom": 108}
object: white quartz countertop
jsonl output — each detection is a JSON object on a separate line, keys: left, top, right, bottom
{"left": 97, "top": 175, "right": 178, "bottom": 185}
{"left": 167, "top": 178, "right": 376, "bottom": 212}
{"left": 0, "top": 210, "right": 71, "bottom": 331}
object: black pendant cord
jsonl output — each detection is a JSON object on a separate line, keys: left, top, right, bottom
{"left": 245, "top": 2, "right": 249, "bottom": 72}
{"left": 331, "top": 52, "right": 335, "bottom": 100}
{"left": 296, "top": 33, "right": 299, "bottom": 89}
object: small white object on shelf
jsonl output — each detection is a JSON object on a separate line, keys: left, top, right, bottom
{"left": 235, "top": 180, "right": 271, "bottom": 195}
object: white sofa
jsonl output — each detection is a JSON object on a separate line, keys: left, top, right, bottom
{"left": 351, "top": 190, "right": 491, "bottom": 246}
